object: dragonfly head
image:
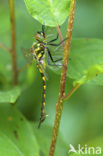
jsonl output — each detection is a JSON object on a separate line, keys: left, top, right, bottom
{"left": 35, "top": 31, "right": 46, "bottom": 42}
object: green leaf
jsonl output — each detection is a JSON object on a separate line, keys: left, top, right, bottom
{"left": 0, "top": 104, "right": 39, "bottom": 156}
{"left": 73, "top": 64, "right": 103, "bottom": 86}
{"left": 47, "top": 38, "right": 103, "bottom": 85}
{"left": 68, "top": 39, "right": 103, "bottom": 85}
{"left": 0, "top": 87, "right": 21, "bottom": 103}
{"left": 24, "top": 0, "right": 70, "bottom": 26}
{"left": 33, "top": 124, "right": 68, "bottom": 156}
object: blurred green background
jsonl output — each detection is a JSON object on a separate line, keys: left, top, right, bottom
{"left": 0, "top": 0, "right": 103, "bottom": 149}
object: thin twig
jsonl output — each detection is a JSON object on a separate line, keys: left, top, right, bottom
{"left": 0, "top": 42, "right": 10, "bottom": 53}
{"left": 56, "top": 26, "right": 65, "bottom": 49}
{"left": 49, "top": 0, "right": 76, "bottom": 156}
{"left": 9, "top": 0, "right": 18, "bottom": 85}
{"left": 63, "top": 83, "right": 80, "bottom": 101}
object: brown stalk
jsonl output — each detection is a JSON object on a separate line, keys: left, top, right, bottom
{"left": 8, "top": 0, "right": 18, "bottom": 85}
{"left": 49, "top": 0, "right": 76, "bottom": 156}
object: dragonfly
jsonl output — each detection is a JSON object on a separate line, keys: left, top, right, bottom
{"left": 23, "top": 25, "right": 66, "bottom": 128}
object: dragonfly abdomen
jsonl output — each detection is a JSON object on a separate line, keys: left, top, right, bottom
{"left": 37, "top": 63, "right": 47, "bottom": 128}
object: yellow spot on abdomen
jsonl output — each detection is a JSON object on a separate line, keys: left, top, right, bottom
{"left": 43, "top": 85, "right": 46, "bottom": 90}
{"left": 43, "top": 94, "right": 46, "bottom": 98}
{"left": 43, "top": 102, "right": 45, "bottom": 106}
{"left": 42, "top": 76, "right": 45, "bottom": 81}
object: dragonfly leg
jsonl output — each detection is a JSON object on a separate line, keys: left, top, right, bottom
{"left": 42, "top": 25, "right": 45, "bottom": 37}
{"left": 47, "top": 48, "right": 62, "bottom": 66}
{"left": 42, "top": 25, "right": 45, "bottom": 33}
{"left": 47, "top": 34, "right": 59, "bottom": 44}
{"left": 47, "top": 38, "right": 67, "bottom": 46}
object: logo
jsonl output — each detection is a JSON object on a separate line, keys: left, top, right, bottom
{"left": 68, "top": 144, "right": 102, "bottom": 155}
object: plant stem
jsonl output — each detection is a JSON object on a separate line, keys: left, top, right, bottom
{"left": 49, "top": 0, "right": 76, "bottom": 156}
{"left": 9, "top": 0, "right": 18, "bottom": 85}
{"left": 0, "top": 42, "right": 10, "bottom": 53}
{"left": 56, "top": 26, "right": 65, "bottom": 49}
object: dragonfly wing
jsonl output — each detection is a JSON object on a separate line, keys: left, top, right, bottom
{"left": 46, "top": 43, "right": 64, "bottom": 71}
{"left": 44, "top": 26, "right": 64, "bottom": 70}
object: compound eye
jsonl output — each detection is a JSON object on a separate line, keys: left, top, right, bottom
{"left": 37, "top": 31, "right": 41, "bottom": 34}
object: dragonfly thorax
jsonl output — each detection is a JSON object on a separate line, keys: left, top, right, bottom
{"left": 32, "top": 42, "right": 46, "bottom": 63}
